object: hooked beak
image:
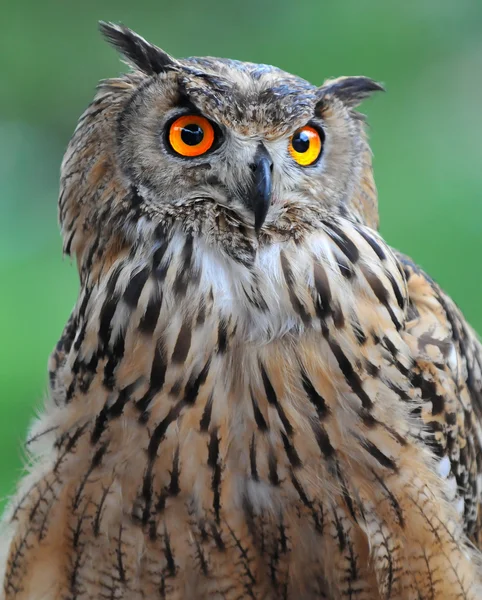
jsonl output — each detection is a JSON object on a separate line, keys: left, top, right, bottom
{"left": 249, "top": 144, "right": 273, "bottom": 232}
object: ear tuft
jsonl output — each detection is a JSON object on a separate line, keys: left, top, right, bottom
{"left": 319, "top": 76, "right": 384, "bottom": 108}
{"left": 99, "top": 22, "right": 177, "bottom": 75}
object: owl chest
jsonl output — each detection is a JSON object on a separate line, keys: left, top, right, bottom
{"left": 63, "top": 332, "right": 352, "bottom": 598}
{"left": 39, "top": 324, "right": 350, "bottom": 599}
{"left": 39, "top": 228, "right": 410, "bottom": 598}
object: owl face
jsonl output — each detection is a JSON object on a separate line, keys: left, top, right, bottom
{"left": 116, "top": 58, "right": 325, "bottom": 233}
{"left": 60, "top": 24, "right": 383, "bottom": 272}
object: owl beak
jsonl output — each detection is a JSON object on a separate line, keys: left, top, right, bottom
{"left": 249, "top": 145, "right": 273, "bottom": 232}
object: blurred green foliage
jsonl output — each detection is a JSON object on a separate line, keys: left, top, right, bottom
{"left": 1, "top": 0, "right": 481, "bottom": 507}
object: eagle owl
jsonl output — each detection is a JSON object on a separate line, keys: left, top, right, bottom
{"left": 2, "top": 22, "right": 482, "bottom": 600}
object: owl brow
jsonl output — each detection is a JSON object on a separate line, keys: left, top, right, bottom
{"left": 175, "top": 89, "right": 202, "bottom": 114}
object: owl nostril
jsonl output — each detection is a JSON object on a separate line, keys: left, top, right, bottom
{"left": 249, "top": 161, "right": 274, "bottom": 173}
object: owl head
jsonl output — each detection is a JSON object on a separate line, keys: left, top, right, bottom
{"left": 59, "top": 23, "right": 383, "bottom": 277}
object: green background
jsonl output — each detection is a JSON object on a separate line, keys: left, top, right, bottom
{"left": 1, "top": 1, "right": 481, "bottom": 507}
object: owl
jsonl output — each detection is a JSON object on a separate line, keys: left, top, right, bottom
{"left": 1, "top": 22, "right": 482, "bottom": 600}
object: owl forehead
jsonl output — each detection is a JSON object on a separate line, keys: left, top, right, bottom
{"left": 173, "top": 58, "right": 319, "bottom": 137}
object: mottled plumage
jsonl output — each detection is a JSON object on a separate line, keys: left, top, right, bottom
{"left": 2, "top": 23, "right": 482, "bottom": 600}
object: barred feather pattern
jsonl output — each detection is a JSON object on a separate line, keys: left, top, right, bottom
{"left": 2, "top": 212, "right": 482, "bottom": 599}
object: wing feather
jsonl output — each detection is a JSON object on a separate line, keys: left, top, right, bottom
{"left": 397, "top": 252, "right": 482, "bottom": 543}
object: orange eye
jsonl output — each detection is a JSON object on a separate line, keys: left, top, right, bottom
{"left": 168, "top": 114, "right": 215, "bottom": 157}
{"left": 289, "top": 125, "right": 324, "bottom": 166}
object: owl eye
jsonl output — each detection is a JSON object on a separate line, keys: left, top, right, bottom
{"left": 168, "top": 114, "right": 215, "bottom": 157}
{"left": 289, "top": 125, "right": 324, "bottom": 166}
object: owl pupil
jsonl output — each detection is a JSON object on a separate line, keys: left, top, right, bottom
{"left": 181, "top": 124, "right": 204, "bottom": 146}
{"left": 292, "top": 131, "right": 310, "bottom": 153}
